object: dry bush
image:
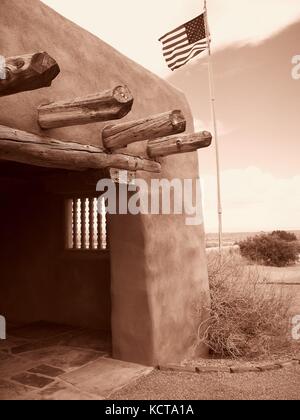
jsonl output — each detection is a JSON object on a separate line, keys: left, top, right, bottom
{"left": 239, "top": 233, "right": 299, "bottom": 267}
{"left": 271, "top": 230, "right": 298, "bottom": 242}
{"left": 197, "top": 252, "right": 292, "bottom": 359}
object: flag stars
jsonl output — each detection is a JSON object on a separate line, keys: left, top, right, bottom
{"left": 186, "top": 15, "right": 206, "bottom": 44}
{"left": 159, "top": 13, "right": 208, "bottom": 71}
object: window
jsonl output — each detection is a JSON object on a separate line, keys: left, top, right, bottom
{"left": 66, "top": 197, "right": 107, "bottom": 251}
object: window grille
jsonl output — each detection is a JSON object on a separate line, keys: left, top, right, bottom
{"left": 66, "top": 197, "right": 107, "bottom": 251}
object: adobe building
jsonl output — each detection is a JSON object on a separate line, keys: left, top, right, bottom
{"left": 0, "top": 0, "right": 210, "bottom": 366}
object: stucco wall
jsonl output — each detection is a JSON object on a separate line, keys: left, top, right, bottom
{"left": 0, "top": 0, "right": 210, "bottom": 365}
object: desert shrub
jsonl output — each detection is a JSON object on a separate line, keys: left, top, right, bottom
{"left": 197, "top": 253, "right": 292, "bottom": 359}
{"left": 239, "top": 233, "right": 299, "bottom": 267}
{"left": 271, "top": 230, "right": 297, "bottom": 242}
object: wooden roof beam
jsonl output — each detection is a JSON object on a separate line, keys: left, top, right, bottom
{"left": 147, "top": 131, "right": 212, "bottom": 158}
{"left": 0, "top": 125, "right": 160, "bottom": 173}
{"left": 38, "top": 86, "right": 134, "bottom": 129}
{"left": 0, "top": 52, "right": 60, "bottom": 97}
{"left": 102, "top": 110, "right": 186, "bottom": 151}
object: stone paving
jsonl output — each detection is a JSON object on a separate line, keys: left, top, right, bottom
{"left": 0, "top": 322, "right": 152, "bottom": 400}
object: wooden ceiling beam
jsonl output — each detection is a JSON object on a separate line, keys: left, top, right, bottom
{"left": 102, "top": 110, "right": 186, "bottom": 151}
{"left": 0, "top": 52, "right": 60, "bottom": 97}
{"left": 147, "top": 131, "right": 212, "bottom": 158}
{"left": 38, "top": 86, "right": 134, "bottom": 129}
{"left": 0, "top": 125, "right": 160, "bottom": 173}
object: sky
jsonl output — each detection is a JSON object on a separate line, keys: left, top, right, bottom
{"left": 42, "top": 0, "right": 300, "bottom": 232}
{"left": 42, "top": 0, "right": 300, "bottom": 77}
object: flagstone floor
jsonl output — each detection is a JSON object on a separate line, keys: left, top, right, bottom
{"left": 0, "top": 322, "right": 151, "bottom": 400}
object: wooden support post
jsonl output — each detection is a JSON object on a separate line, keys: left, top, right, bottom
{"left": 147, "top": 131, "right": 212, "bottom": 158}
{"left": 0, "top": 52, "right": 60, "bottom": 97}
{"left": 38, "top": 86, "right": 134, "bottom": 129}
{"left": 0, "top": 125, "right": 160, "bottom": 173}
{"left": 102, "top": 110, "right": 186, "bottom": 151}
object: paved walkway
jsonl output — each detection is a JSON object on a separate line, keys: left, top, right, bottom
{"left": 0, "top": 322, "right": 151, "bottom": 400}
{"left": 1, "top": 321, "right": 299, "bottom": 400}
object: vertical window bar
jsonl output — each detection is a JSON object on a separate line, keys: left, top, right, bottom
{"left": 67, "top": 197, "right": 108, "bottom": 251}
{"left": 94, "top": 198, "right": 99, "bottom": 250}
{"left": 99, "top": 198, "right": 107, "bottom": 250}
{"left": 97, "top": 198, "right": 103, "bottom": 250}
{"left": 81, "top": 198, "right": 87, "bottom": 249}
{"left": 89, "top": 198, "right": 95, "bottom": 250}
{"left": 71, "top": 199, "right": 75, "bottom": 249}
{"left": 103, "top": 199, "right": 108, "bottom": 250}
{"left": 74, "top": 198, "right": 81, "bottom": 249}
{"left": 85, "top": 198, "right": 90, "bottom": 249}
{"left": 65, "top": 199, "right": 74, "bottom": 249}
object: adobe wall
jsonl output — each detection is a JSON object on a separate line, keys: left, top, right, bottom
{"left": 0, "top": 0, "right": 210, "bottom": 365}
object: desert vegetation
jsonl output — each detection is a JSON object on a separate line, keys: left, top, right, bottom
{"left": 239, "top": 231, "right": 299, "bottom": 267}
{"left": 198, "top": 252, "right": 293, "bottom": 359}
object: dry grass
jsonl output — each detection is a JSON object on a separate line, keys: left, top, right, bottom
{"left": 197, "top": 252, "right": 293, "bottom": 359}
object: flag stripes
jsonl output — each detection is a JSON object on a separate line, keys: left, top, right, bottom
{"left": 158, "top": 23, "right": 186, "bottom": 43}
{"left": 171, "top": 50, "right": 203, "bottom": 72}
{"left": 161, "top": 30, "right": 186, "bottom": 45}
{"left": 165, "top": 40, "right": 208, "bottom": 64}
{"left": 159, "top": 13, "right": 209, "bottom": 71}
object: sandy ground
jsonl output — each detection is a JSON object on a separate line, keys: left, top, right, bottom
{"left": 110, "top": 366, "right": 300, "bottom": 400}
{"left": 256, "top": 264, "right": 300, "bottom": 316}
{"left": 110, "top": 264, "right": 300, "bottom": 401}
{"left": 255, "top": 264, "right": 300, "bottom": 285}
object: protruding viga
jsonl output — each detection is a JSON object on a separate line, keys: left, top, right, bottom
{"left": 0, "top": 52, "right": 60, "bottom": 97}
{"left": 147, "top": 131, "right": 212, "bottom": 158}
{"left": 102, "top": 110, "right": 186, "bottom": 151}
{"left": 38, "top": 86, "right": 134, "bottom": 129}
{"left": 0, "top": 124, "right": 161, "bottom": 173}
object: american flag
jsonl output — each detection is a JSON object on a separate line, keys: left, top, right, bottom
{"left": 159, "top": 13, "right": 209, "bottom": 71}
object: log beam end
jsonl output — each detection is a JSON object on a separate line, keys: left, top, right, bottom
{"left": 147, "top": 131, "right": 213, "bottom": 158}
{"left": 114, "top": 87, "right": 134, "bottom": 119}
{"left": 38, "top": 85, "right": 134, "bottom": 129}
{"left": 102, "top": 110, "right": 187, "bottom": 151}
{"left": 0, "top": 52, "right": 60, "bottom": 97}
{"left": 170, "top": 110, "right": 186, "bottom": 134}
{"left": 191, "top": 131, "right": 212, "bottom": 149}
{"left": 31, "top": 51, "right": 60, "bottom": 86}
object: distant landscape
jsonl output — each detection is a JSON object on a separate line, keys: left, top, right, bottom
{"left": 206, "top": 230, "right": 300, "bottom": 249}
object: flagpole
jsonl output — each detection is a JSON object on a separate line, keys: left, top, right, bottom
{"left": 203, "top": 0, "right": 223, "bottom": 253}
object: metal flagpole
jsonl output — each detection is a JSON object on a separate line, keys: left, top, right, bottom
{"left": 203, "top": 0, "right": 223, "bottom": 253}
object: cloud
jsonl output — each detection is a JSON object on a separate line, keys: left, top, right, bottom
{"left": 194, "top": 119, "right": 205, "bottom": 132}
{"left": 170, "top": 20, "right": 300, "bottom": 178}
{"left": 194, "top": 119, "right": 233, "bottom": 137}
{"left": 42, "top": 0, "right": 300, "bottom": 77}
{"left": 208, "top": 0, "right": 300, "bottom": 50}
{"left": 201, "top": 167, "right": 300, "bottom": 232}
